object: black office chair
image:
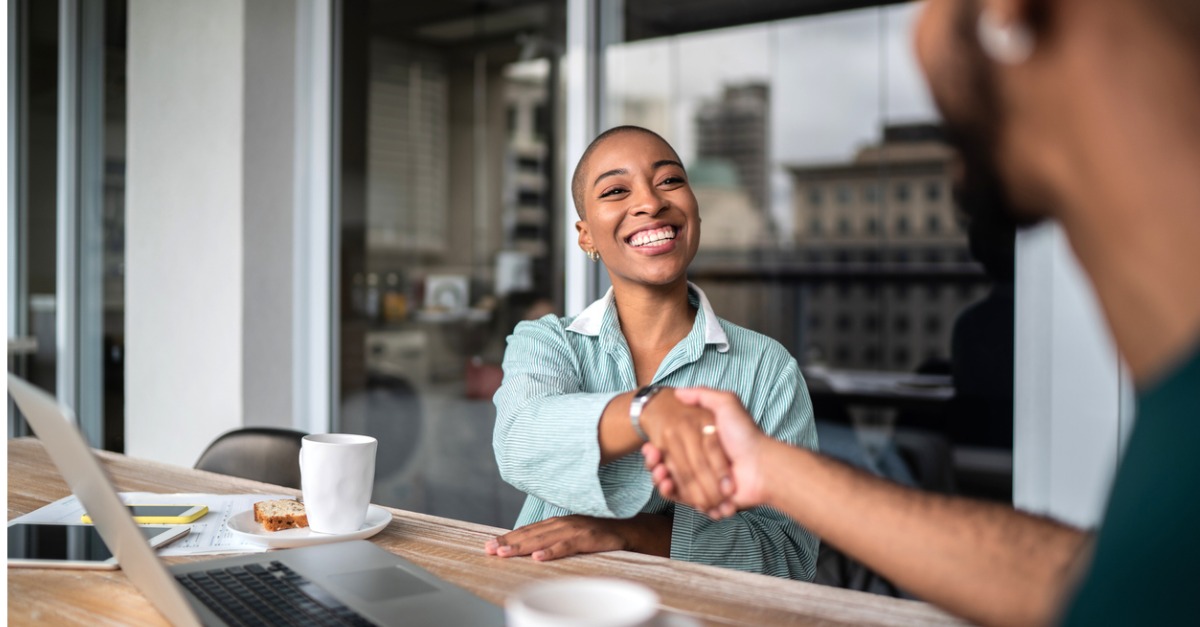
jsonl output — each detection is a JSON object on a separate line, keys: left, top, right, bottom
{"left": 194, "top": 427, "right": 308, "bottom": 489}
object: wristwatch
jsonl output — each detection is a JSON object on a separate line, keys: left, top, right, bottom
{"left": 629, "top": 385, "right": 665, "bottom": 442}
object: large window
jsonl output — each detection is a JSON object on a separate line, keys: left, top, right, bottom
{"left": 331, "top": 0, "right": 1015, "bottom": 531}
{"left": 335, "top": 1, "right": 565, "bottom": 527}
{"left": 604, "top": 2, "right": 1014, "bottom": 502}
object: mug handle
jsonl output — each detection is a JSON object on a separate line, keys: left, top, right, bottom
{"left": 298, "top": 448, "right": 305, "bottom": 492}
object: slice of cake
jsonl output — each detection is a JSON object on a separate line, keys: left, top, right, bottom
{"left": 253, "top": 499, "right": 308, "bottom": 532}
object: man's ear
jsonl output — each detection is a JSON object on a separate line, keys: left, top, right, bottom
{"left": 576, "top": 220, "right": 593, "bottom": 252}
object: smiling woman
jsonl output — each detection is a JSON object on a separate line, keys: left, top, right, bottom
{"left": 575, "top": 128, "right": 702, "bottom": 290}
{"left": 488, "top": 126, "right": 820, "bottom": 580}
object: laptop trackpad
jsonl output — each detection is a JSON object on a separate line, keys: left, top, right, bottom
{"left": 330, "top": 566, "right": 439, "bottom": 603}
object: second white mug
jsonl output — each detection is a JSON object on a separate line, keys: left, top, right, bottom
{"left": 299, "top": 433, "right": 377, "bottom": 534}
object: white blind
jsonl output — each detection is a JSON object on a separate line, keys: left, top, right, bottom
{"left": 366, "top": 40, "right": 449, "bottom": 253}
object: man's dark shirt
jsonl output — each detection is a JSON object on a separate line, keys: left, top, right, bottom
{"left": 1062, "top": 343, "right": 1200, "bottom": 624}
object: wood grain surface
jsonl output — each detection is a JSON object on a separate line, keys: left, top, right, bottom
{"left": 7, "top": 438, "right": 969, "bottom": 626}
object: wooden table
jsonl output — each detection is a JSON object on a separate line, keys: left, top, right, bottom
{"left": 7, "top": 439, "right": 968, "bottom": 626}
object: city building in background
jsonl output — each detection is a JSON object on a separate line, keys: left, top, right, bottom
{"left": 695, "top": 83, "right": 773, "bottom": 232}
{"left": 691, "top": 158, "right": 772, "bottom": 252}
{"left": 788, "top": 123, "right": 981, "bottom": 372}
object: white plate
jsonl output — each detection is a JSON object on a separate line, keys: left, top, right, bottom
{"left": 226, "top": 505, "right": 391, "bottom": 549}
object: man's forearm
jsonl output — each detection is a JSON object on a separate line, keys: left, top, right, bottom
{"left": 761, "top": 442, "right": 1088, "bottom": 627}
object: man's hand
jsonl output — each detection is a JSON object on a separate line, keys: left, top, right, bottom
{"left": 643, "top": 387, "right": 774, "bottom": 515}
{"left": 484, "top": 514, "right": 671, "bottom": 561}
{"left": 648, "top": 392, "right": 1086, "bottom": 627}
{"left": 637, "top": 390, "right": 735, "bottom": 517}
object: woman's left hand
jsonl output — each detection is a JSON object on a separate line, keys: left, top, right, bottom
{"left": 484, "top": 514, "right": 671, "bottom": 561}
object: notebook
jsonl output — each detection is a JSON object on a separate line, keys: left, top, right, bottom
{"left": 7, "top": 374, "right": 503, "bottom": 627}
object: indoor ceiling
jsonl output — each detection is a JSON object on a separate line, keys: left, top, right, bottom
{"left": 624, "top": 0, "right": 910, "bottom": 40}
{"left": 367, "top": 0, "right": 912, "bottom": 45}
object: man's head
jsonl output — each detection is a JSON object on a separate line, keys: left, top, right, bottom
{"left": 913, "top": 0, "right": 1200, "bottom": 230}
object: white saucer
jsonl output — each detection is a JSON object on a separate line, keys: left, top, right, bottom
{"left": 226, "top": 505, "right": 391, "bottom": 549}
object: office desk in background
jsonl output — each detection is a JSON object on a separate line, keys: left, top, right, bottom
{"left": 7, "top": 439, "right": 967, "bottom": 626}
{"left": 803, "top": 366, "right": 955, "bottom": 417}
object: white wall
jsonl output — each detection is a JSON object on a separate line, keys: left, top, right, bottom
{"left": 1013, "top": 223, "right": 1132, "bottom": 528}
{"left": 126, "top": 0, "right": 326, "bottom": 465}
{"left": 126, "top": 0, "right": 246, "bottom": 465}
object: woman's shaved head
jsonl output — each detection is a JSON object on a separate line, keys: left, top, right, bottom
{"left": 570, "top": 126, "right": 681, "bottom": 218}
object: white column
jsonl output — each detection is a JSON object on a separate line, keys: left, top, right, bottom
{"left": 563, "top": 0, "right": 597, "bottom": 316}
{"left": 126, "top": 0, "right": 247, "bottom": 465}
{"left": 128, "top": 0, "right": 331, "bottom": 465}
{"left": 1013, "top": 222, "right": 1132, "bottom": 528}
{"left": 564, "top": 0, "right": 622, "bottom": 313}
{"left": 243, "top": 0, "right": 300, "bottom": 432}
{"left": 292, "top": 0, "right": 333, "bottom": 435}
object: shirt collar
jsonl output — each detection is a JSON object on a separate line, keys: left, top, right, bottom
{"left": 566, "top": 282, "right": 730, "bottom": 353}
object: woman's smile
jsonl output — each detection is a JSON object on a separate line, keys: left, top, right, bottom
{"left": 624, "top": 224, "right": 680, "bottom": 256}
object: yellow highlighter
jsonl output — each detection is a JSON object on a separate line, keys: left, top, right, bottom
{"left": 82, "top": 504, "right": 208, "bottom": 524}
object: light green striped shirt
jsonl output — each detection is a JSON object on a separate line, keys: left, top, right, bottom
{"left": 493, "top": 283, "right": 819, "bottom": 580}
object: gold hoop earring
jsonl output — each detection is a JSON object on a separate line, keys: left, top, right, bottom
{"left": 586, "top": 250, "right": 600, "bottom": 262}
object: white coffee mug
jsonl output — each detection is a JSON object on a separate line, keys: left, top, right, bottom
{"left": 299, "top": 433, "right": 377, "bottom": 534}
{"left": 506, "top": 578, "right": 659, "bottom": 627}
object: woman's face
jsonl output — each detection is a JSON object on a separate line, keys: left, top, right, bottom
{"left": 576, "top": 131, "right": 701, "bottom": 289}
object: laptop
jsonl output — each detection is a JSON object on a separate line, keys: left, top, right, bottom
{"left": 8, "top": 374, "right": 503, "bottom": 627}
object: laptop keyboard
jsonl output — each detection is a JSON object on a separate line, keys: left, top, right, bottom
{"left": 176, "top": 560, "right": 376, "bottom": 627}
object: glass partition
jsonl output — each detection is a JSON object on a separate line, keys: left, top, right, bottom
{"left": 335, "top": 1, "right": 566, "bottom": 527}
{"left": 8, "top": 0, "right": 127, "bottom": 452}
{"left": 332, "top": 0, "right": 1014, "bottom": 532}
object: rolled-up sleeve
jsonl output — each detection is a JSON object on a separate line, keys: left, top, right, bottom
{"left": 492, "top": 318, "right": 650, "bottom": 518}
{"left": 671, "top": 358, "right": 820, "bottom": 580}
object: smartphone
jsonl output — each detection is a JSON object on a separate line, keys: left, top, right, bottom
{"left": 81, "top": 504, "right": 208, "bottom": 524}
{"left": 7, "top": 522, "right": 190, "bottom": 569}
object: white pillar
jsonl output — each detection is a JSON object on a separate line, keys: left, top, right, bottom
{"left": 292, "top": 0, "right": 334, "bottom": 436}
{"left": 127, "top": 0, "right": 326, "bottom": 465}
{"left": 1013, "top": 222, "right": 1133, "bottom": 528}
{"left": 563, "top": 0, "right": 597, "bottom": 316}
{"left": 243, "top": 0, "right": 299, "bottom": 432}
{"left": 126, "top": 0, "right": 246, "bottom": 465}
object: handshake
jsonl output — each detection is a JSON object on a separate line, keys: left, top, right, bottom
{"left": 638, "top": 387, "right": 779, "bottom": 519}
{"left": 485, "top": 386, "right": 799, "bottom": 564}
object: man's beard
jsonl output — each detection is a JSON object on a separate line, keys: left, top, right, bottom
{"left": 940, "top": 0, "right": 1046, "bottom": 233}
